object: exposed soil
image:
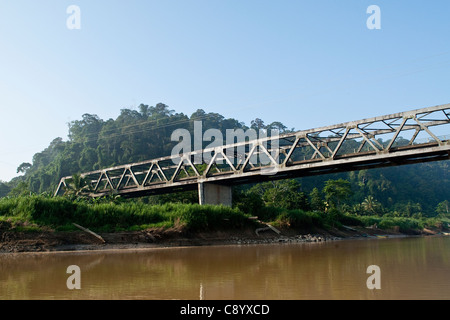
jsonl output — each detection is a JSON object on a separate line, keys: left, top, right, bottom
{"left": 0, "top": 220, "right": 442, "bottom": 253}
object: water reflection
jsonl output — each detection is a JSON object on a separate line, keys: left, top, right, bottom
{"left": 0, "top": 236, "right": 449, "bottom": 300}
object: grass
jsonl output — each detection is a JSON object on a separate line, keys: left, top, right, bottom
{"left": 0, "top": 195, "right": 446, "bottom": 234}
{"left": 262, "top": 207, "right": 325, "bottom": 229}
{"left": 357, "top": 215, "right": 430, "bottom": 233}
{"left": 262, "top": 206, "right": 446, "bottom": 234}
{"left": 0, "top": 195, "right": 252, "bottom": 233}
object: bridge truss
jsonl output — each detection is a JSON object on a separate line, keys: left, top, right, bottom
{"left": 55, "top": 104, "right": 450, "bottom": 198}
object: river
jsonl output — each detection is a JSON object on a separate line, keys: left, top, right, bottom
{"left": 0, "top": 235, "right": 449, "bottom": 300}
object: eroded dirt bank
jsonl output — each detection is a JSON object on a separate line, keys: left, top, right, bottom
{"left": 0, "top": 223, "right": 442, "bottom": 253}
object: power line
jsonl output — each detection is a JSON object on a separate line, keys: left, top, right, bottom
{"left": 69, "top": 113, "right": 228, "bottom": 145}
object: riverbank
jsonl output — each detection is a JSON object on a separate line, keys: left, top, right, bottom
{"left": 1, "top": 195, "right": 448, "bottom": 253}
{"left": 0, "top": 223, "right": 443, "bottom": 253}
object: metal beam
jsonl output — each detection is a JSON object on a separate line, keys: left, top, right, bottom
{"left": 54, "top": 103, "right": 450, "bottom": 198}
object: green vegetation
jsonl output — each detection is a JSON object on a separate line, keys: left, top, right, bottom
{"left": 0, "top": 193, "right": 446, "bottom": 235}
{"left": 233, "top": 179, "right": 448, "bottom": 233}
{"left": 0, "top": 103, "right": 448, "bottom": 235}
{"left": 0, "top": 195, "right": 250, "bottom": 233}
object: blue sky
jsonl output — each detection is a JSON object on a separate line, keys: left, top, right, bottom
{"left": 0, "top": 0, "right": 449, "bottom": 181}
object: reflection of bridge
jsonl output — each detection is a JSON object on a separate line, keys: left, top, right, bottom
{"left": 55, "top": 104, "right": 450, "bottom": 206}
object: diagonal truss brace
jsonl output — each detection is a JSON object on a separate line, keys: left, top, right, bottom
{"left": 54, "top": 103, "right": 450, "bottom": 197}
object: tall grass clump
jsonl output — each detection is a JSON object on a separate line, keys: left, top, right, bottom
{"left": 173, "top": 203, "right": 250, "bottom": 231}
{"left": 267, "top": 207, "right": 325, "bottom": 229}
{"left": 0, "top": 195, "right": 251, "bottom": 232}
{"left": 357, "top": 215, "right": 428, "bottom": 233}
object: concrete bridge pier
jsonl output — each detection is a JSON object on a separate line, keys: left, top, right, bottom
{"left": 198, "top": 182, "right": 233, "bottom": 207}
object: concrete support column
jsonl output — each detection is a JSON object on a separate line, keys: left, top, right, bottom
{"left": 198, "top": 182, "right": 233, "bottom": 207}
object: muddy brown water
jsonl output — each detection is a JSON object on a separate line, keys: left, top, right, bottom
{"left": 0, "top": 236, "right": 449, "bottom": 300}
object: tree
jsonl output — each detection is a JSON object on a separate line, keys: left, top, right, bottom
{"left": 190, "top": 109, "right": 206, "bottom": 121}
{"left": 233, "top": 188, "right": 265, "bottom": 216}
{"left": 309, "top": 187, "right": 324, "bottom": 211}
{"left": 0, "top": 181, "right": 11, "bottom": 198}
{"left": 436, "top": 200, "right": 449, "bottom": 216}
{"left": 267, "top": 121, "right": 288, "bottom": 133}
{"left": 64, "top": 174, "right": 92, "bottom": 198}
{"left": 250, "top": 118, "right": 265, "bottom": 131}
{"left": 138, "top": 104, "right": 150, "bottom": 118}
{"left": 68, "top": 114, "right": 103, "bottom": 144}
{"left": 78, "top": 148, "right": 97, "bottom": 172}
{"left": 17, "top": 162, "right": 32, "bottom": 174}
{"left": 362, "top": 195, "right": 382, "bottom": 215}
{"left": 252, "top": 180, "right": 309, "bottom": 210}
{"left": 8, "top": 181, "right": 32, "bottom": 197}
{"left": 351, "top": 203, "right": 363, "bottom": 215}
{"left": 395, "top": 202, "right": 422, "bottom": 218}
{"left": 149, "top": 103, "right": 174, "bottom": 118}
{"left": 323, "top": 179, "right": 352, "bottom": 209}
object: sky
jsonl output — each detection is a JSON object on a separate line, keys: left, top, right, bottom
{"left": 0, "top": 0, "right": 449, "bottom": 181}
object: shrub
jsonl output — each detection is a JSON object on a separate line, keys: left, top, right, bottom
{"left": 0, "top": 195, "right": 251, "bottom": 232}
{"left": 269, "top": 207, "right": 325, "bottom": 229}
{"left": 338, "top": 213, "right": 364, "bottom": 226}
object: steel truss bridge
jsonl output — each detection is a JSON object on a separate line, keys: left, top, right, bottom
{"left": 55, "top": 103, "right": 450, "bottom": 205}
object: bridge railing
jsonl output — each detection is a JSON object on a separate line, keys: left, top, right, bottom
{"left": 55, "top": 104, "right": 450, "bottom": 197}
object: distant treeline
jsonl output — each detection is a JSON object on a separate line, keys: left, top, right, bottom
{"left": 0, "top": 103, "right": 448, "bottom": 218}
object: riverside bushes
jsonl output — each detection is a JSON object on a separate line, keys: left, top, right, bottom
{"left": 264, "top": 207, "right": 325, "bottom": 229}
{"left": 0, "top": 195, "right": 445, "bottom": 234}
{"left": 0, "top": 195, "right": 250, "bottom": 232}
{"left": 357, "top": 215, "right": 429, "bottom": 233}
